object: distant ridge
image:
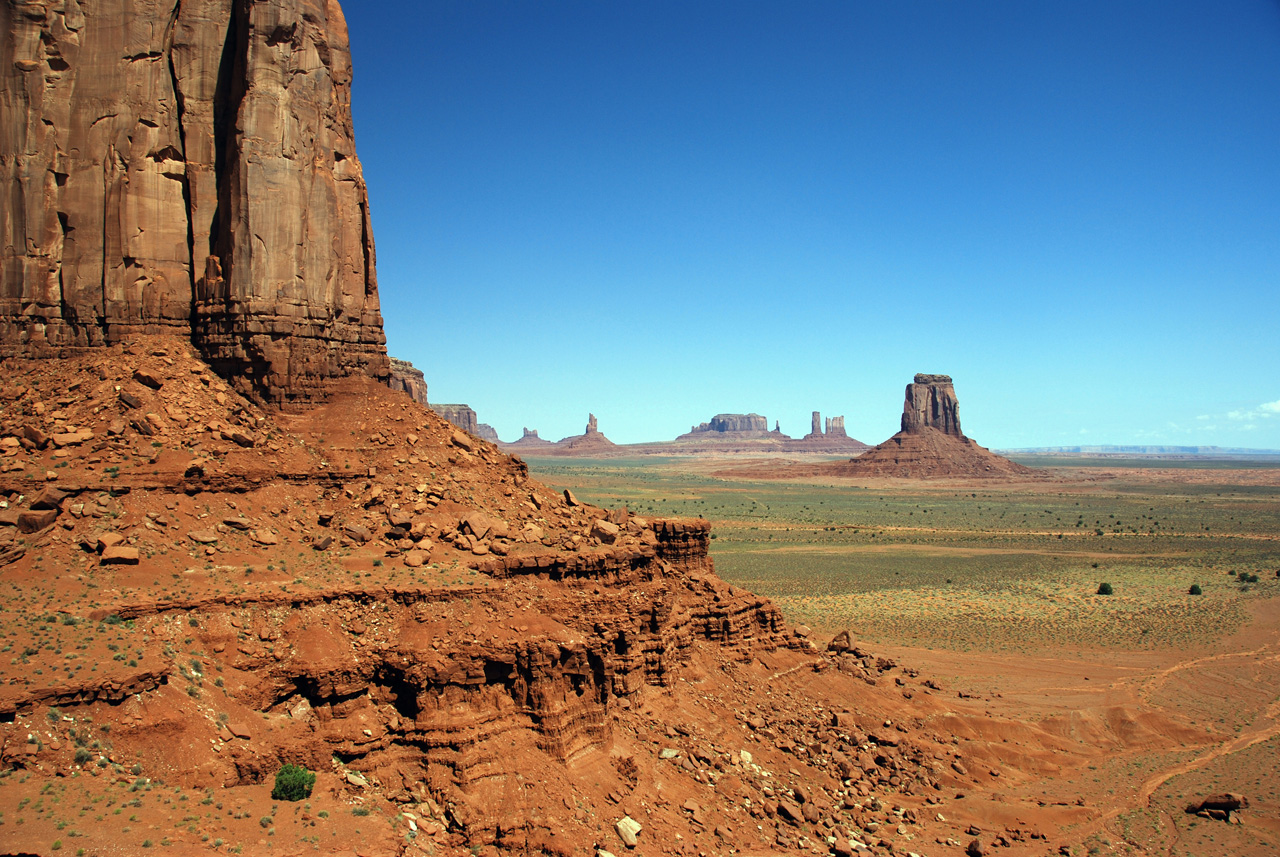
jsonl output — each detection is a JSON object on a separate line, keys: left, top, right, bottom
{"left": 1000, "top": 445, "right": 1280, "bottom": 457}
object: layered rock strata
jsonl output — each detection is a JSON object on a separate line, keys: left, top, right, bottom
{"left": 679, "top": 413, "right": 774, "bottom": 440}
{"left": 389, "top": 357, "right": 428, "bottom": 405}
{"left": 0, "top": 0, "right": 389, "bottom": 405}
{"left": 431, "top": 404, "right": 479, "bottom": 435}
{"left": 902, "top": 374, "right": 961, "bottom": 436}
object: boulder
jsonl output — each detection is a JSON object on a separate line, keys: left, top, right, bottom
{"left": 18, "top": 509, "right": 58, "bottom": 534}
{"left": 615, "top": 816, "right": 642, "bottom": 848}
{"left": 101, "top": 546, "right": 140, "bottom": 565}
{"left": 591, "top": 518, "right": 621, "bottom": 544}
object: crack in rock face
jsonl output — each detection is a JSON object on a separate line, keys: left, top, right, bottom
{"left": 0, "top": 0, "right": 388, "bottom": 408}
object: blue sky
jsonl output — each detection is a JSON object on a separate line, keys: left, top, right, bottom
{"left": 346, "top": 1, "right": 1280, "bottom": 448}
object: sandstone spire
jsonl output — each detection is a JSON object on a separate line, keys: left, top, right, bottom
{"left": 815, "top": 373, "right": 1034, "bottom": 478}
{"left": 901, "top": 374, "right": 962, "bottom": 437}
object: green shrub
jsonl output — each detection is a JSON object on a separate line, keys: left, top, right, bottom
{"left": 1189, "top": 584, "right": 1202, "bottom": 595}
{"left": 1096, "top": 582, "right": 1113, "bottom": 596}
{"left": 270, "top": 764, "right": 315, "bottom": 802}
{"left": 74, "top": 749, "right": 92, "bottom": 764}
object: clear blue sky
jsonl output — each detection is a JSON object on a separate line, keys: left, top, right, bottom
{"left": 346, "top": 1, "right": 1280, "bottom": 449}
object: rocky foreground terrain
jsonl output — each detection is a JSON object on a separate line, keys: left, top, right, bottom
{"left": 0, "top": 2, "right": 1230, "bottom": 855}
{"left": 0, "top": 339, "right": 1077, "bottom": 857}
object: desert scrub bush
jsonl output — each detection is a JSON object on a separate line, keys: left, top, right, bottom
{"left": 270, "top": 764, "right": 315, "bottom": 801}
{"left": 1096, "top": 582, "right": 1113, "bottom": 596}
{"left": 1189, "top": 584, "right": 1202, "bottom": 595}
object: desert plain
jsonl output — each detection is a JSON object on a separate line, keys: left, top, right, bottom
{"left": 523, "top": 453, "right": 1280, "bottom": 856}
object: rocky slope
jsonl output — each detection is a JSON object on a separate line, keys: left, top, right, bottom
{"left": 0, "top": 339, "right": 1021, "bottom": 857}
{"left": 0, "top": 0, "right": 389, "bottom": 405}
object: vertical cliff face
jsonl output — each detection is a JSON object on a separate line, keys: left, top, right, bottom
{"left": 388, "top": 357, "right": 428, "bottom": 404}
{"left": 901, "top": 373, "right": 962, "bottom": 437}
{"left": 0, "top": 0, "right": 388, "bottom": 406}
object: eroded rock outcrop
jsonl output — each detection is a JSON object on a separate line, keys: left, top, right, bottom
{"left": 0, "top": 0, "right": 389, "bottom": 406}
{"left": 819, "top": 373, "right": 1036, "bottom": 479}
{"left": 680, "top": 413, "right": 772, "bottom": 439}
{"left": 389, "top": 357, "right": 428, "bottom": 405}
{"left": 902, "top": 373, "right": 961, "bottom": 437}
{"left": 431, "top": 403, "right": 479, "bottom": 435}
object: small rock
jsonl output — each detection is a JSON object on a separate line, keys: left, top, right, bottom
{"left": 101, "top": 545, "right": 140, "bottom": 565}
{"left": 17, "top": 509, "right": 58, "bottom": 534}
{"left": 343, "top": 523, "right": 372, "bottom": 543}
{"left": 96, "top": 533, "right": 125, "bottom": 553}
{"left": 615, "top": 816, "right": 642, "bottom": 848}
{"left": 132, "top": 369, "right": 164, "bottom": 390}
{"left": 188, "top": 529, "right": 219, "bottom": 545}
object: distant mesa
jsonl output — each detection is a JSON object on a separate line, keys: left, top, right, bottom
{"left": 430, "top": 403, "right": 498, "bottom": 444}
{"left": 388, "top": 357, "right": 428, "bottom": 406}
{"left": 679, "top": 413, "right": 776, "bottom": 440}
{"left": 822, "top": 374, "right": 1034, "bottom": 478}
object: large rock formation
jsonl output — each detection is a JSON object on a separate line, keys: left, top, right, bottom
{"left": 551, "top": 413, "right": 617, "bottom": 453}
{"left": 502, "top": 426, "right": 555, "bottom": 451}
{"left": 679, "top": 413, "right": 772, "bottom": 439}
{"left": 902, "top": 373, "right": 961, "bottom": 436}
{"left": 802, "top": 411, "right": 856, "bottom": 446}
{"left": 822, "top": 373, "right": 1035, "bottom": 478}
{"left": 0, "top": 0, "right": 389, "bottom": 406}
{"left": 431, "top": 403, "right": 479, "bottom": 435}
{"left": 388, "top": 357, "right": 427, "bottom": 405}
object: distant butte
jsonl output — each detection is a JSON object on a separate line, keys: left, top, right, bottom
{"left": 821, "top": 374, "right": 1036, "bottom": 478}
{"left": 546, "top": 413, "right": 618, "bottom": 454}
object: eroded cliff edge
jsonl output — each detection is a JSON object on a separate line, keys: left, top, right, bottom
{"left": 0, "top": 0, "right": 388, "bottom": 406}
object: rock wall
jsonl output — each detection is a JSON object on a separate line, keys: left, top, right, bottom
{"left": 431, "top": 403, "right": 479, "bottom": 436}
{"left": 389, "top": 357, "right": 427, "bottom": 405}
{"left": 902, "top": 373, "right": 962, "bottom": 437}
{"left": 0, "top": 0, "right": 389, "bottom": 406}
{"left": 825, "top": 415, "right": 847, "bottom": 437}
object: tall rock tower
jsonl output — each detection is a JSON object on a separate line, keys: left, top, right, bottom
{"left": 0, "top": 0, "right": 389, "bottom": 407}
{"left": 901, "top": 374, "right": 962, "bottom": 437}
